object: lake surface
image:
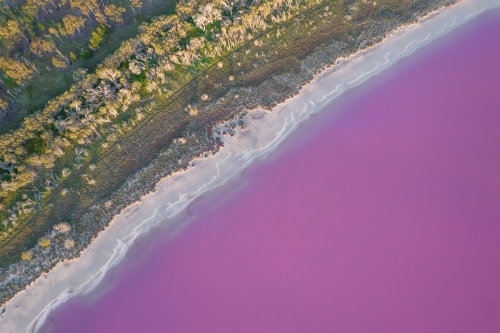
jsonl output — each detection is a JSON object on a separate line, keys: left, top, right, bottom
{"left": 43, "top": 7, "right": 500, "bottom": 333}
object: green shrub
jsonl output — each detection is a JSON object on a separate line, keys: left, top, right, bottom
{"left": 39, "top": 237, "right": 51, "bottom": 248}
{"left": 89, "top": 25, "right": 110, "bottom": 51}
{"left": 3, "top": 76, "right": 17, "bottom": 88}
{"left": 80, "top": 49, "right": 93, "bottom": 59}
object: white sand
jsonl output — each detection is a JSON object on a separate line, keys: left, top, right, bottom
{"left": 2, "top": 0, "right": 499, "bottom": 331}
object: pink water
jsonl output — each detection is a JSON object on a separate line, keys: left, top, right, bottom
{"left": 44, "top": 9, "right": 500, "bottom": 333}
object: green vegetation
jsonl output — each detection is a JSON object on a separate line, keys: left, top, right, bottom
{"left": 0, "top": 0, "right": 179, "bottom": 133}
{"left": 89, "top": 25, "right": 111, "bottom": 51}
{"left": 0, "top": 0, "right": 443, "bottom": 280}
{"left": 0, "top": 0, "right": 343, "bottom": 266}
{"left": 80, "top": 49, "right": 93, "bottom": 60}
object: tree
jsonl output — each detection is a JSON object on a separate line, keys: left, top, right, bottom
{"left": 52, "top": 55, "right": 67, "bottom": 68}
{"left": 72, "top": 67, "right": 88, "bottom": 81}
{"left": 0, "top": 20, "right": 28, "bottom": 50}
{"left": 129, "top": 0, "right": 143, "bottom": 13}
{"left": 30, "top": 37, "right": 55, "bottom": 56}
{"left": 104, "top": 4, "right": 126, "bottom": 24}
{"left": 69, "top": 0, "right": 100, "bottom": 21}
{"left": 20, "top": 56, "right": 40, "bottom": 73}
{"left": 48, "top": 23, "right": 66, "bottom": 42}
{"left": 30, "top": 37, "right": 70, "bottom": 64}
{"left": 96, "top": 66, "right": 121, "bottom": 84}
{"left": 89, "top": 24, "right": 109, "bottom": 50}
{"left": 21, "top": 0, "right": 41, "bottom": 20}
{"left": 0, "top": 57, "right": 34, "bottom": 83}
{"left": 63, "top": 15, "right": 86, "bottom": 36}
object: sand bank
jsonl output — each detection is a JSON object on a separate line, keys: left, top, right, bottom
{"left": 1, "top": 0, "right": 499, "bottom": 331}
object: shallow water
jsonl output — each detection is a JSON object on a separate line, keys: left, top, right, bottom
{"left": 42, "top": 7, "right": 500, "bottom": 333}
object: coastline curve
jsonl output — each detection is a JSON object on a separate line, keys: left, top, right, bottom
{"left": 1, "top": 0, "right": 499, "bottom": 331}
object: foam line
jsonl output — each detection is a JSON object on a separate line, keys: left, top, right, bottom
{"left": 1, "top": 1, "right": 499, "bottom": 332}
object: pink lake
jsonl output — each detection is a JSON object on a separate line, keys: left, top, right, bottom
{"left": 43, "top": 8, "right": 500, "bottom": 333}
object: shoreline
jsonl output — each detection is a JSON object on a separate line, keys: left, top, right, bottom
{"left": 2, "top": 0, "right": 500, "bottom": 331}
{"left": 43, "top": 6, "right": 500, "bottom": 331}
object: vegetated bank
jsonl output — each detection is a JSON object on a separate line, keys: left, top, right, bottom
{"left": 0, "top": 0, "right": 457, "bottom": 307}
{"left": 0, "top": 0, "right": 178, "bottom": 133}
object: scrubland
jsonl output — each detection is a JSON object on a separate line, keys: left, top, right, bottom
{"left": 0, "top": 0, "right": 456, "bottom": 305}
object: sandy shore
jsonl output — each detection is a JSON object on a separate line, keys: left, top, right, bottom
{"left": 2, "top": 0, "right": 500, "bottom": 332}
